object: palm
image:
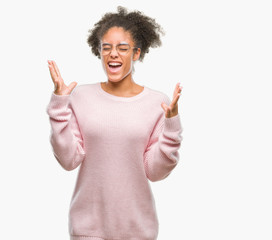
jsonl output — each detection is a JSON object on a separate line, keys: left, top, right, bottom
{"left": 47, "top": 60, "right": 77, "bottom": 95}
{"left": 161, "top": 82, "right": 183, "bottom": 118}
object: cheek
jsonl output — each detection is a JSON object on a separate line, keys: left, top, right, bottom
{"left": 124, "top": 56, "right": 133, "bottom": 69}
{"left": 101, "top": 58, "right": 107, "bottom": 72}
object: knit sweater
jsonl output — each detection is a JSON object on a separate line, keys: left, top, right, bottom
{"left": 46, "top": 82, "right": 183, "bottom": 240}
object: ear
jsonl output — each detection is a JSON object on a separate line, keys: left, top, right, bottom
{"left": 133, "top": 48, "right": 141, "bottom": 61}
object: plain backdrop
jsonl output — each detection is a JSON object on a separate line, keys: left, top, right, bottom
{"left": 0, "top": 0, "right": 271, "bottom": 239}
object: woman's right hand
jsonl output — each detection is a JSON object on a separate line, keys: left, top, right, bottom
{"left": 47, "top": 60, "right": 77, "bottom": 95}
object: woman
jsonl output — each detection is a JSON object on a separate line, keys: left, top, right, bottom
{"left": 46, "top": 6, "right": 183, "bottom": 240}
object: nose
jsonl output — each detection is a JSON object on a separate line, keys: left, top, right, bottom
{"left": 110, "top": 47, "right": 118, "bottom": 58}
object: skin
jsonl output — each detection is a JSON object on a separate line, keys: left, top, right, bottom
{"left": 99, "top": 27, "right": 144, "bottom": 98}
{"left": 47, "top": 26, "right": 183, "bottom": 118}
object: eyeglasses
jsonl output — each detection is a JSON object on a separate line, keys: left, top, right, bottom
{"left": 100, "top": 43, "right": 138, "bottom": 56}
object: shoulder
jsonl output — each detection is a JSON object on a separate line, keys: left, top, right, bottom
{"left": 70, "top": 82, "right": 98, "bottom": 98}
{"left": 69, "top": 82, "right": 99, "bottom": 106}
{"left": 145, "top": 85, "right": 171, "bottom": 105}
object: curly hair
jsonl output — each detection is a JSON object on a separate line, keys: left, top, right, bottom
{"left": 86, "top": 6, "right": 165, "bottom": 62}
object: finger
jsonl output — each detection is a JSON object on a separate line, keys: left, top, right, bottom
{"left": 67, "top": 82, "right": 78, "bottom": 93}
{"left": 173, "top": 82, "right": 182, "bottom": 98}
{"left": 48, "top": 64, "right": 58, "bottom": 82}
{"left": 161, "top": 103, "right": 171, "bottom": 117}
{"left": 171, "top": 83, "right": 182, "bottom": 105}
{"left": 161, "top": 102, "right": 169, "bottom": 112}
{"left": 169, "top": 93, "right": 181, "bottom": 108}
{"left": 52, "top": 60, "right": 61, "bottom": 77}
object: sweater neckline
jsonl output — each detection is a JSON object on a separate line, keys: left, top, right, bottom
{"left": 96, "top": 82, "right": 149, "bottom": 102}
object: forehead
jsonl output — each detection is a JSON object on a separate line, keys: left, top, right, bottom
{"left": 101, "top": 26, "right": 134, "bottom": 44}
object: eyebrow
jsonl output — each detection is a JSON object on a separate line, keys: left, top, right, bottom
{"left": 101, "top": 42, "right": 129, "bottom": 46}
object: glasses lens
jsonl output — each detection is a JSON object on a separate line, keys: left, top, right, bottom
{"left": 117, "top": 44, "right": 130, "bottom": 55}
{"left": 101, "top": 45, "right": 112, "bottom": 55}
{"left": 100, "top": 44, "right": 132, "bottom": 55}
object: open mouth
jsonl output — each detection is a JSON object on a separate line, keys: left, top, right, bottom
{"left": 108, "top": 62, "right": 122, "bottom": 73}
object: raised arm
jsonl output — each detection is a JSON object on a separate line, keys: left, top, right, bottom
{"left": 46, "top": 60, "right": 85, "bottom": 171}
{"left": 143, "top": 83, "right": 183, "bottom": 182}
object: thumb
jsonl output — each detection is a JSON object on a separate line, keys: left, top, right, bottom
{"left": 161, "top": 102, "right": 168, "bottom": 112}
{"left": 161, "top": 102, "right": 171, "bottom": 117}
{"left": 67, "top": 82, "right": 78, "bottom": 94}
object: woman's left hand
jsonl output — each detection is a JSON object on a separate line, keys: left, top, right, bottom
{"left": 161, "top": 82, "right": 183, "bottom": 118}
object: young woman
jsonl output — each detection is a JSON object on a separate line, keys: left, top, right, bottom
{"left": 46, "top": 6, "right": 183, "bottom": 240}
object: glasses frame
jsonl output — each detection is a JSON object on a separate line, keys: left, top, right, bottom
{"left": 99, "top": 43, "right": 139, "bottom": 56}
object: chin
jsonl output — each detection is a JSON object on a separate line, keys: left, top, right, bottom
{"left": 107, "top": 75, "right": 122, "bottom": 82}
{"left": 106, "top": 71, "right": 131, "bottom": 82}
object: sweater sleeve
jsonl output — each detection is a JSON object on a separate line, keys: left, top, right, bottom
{"left": 46, "top": 92, "right": 86, "bottom": 171}
{"left": 143, "top": 97, "right": 183, "bottom": 182}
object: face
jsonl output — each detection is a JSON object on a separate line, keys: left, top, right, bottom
{"left": 100, "top": 26, "right": 141, "bottom": 83}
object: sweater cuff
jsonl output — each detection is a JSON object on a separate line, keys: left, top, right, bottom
{"left": 164, "top": 114, "right": 182, "bottom": 132}
{"left": 49, "top": 92, "right": 70, "bottom": 107}
{"left": 46, "top": 92, "right": 71, "bottom": 115}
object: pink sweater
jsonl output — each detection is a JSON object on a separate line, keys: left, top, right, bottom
{"left": 46, "top": 82, "right": 183, "bottom": 240}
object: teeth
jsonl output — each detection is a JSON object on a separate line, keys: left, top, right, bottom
{"left": 109, "top": 62, "right": 122, "bottom": 66}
